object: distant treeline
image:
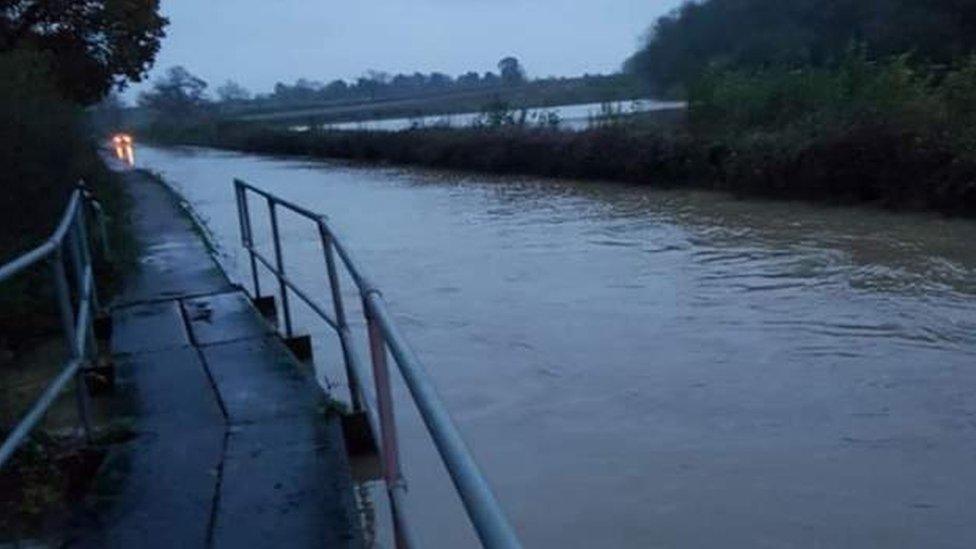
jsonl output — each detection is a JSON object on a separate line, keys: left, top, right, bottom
{"left": 627, "top": 0, "right": 976, "bottom": 93}
{"left": 257, "top": 56, "right": 528, "bottom": 106}
{"left": 175, "top": 56, "right": 645, "bottom": 114}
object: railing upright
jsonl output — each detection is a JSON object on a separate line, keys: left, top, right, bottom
{"left": 267, "top": 198, "right": 293, "bottom": 337}
{"left": 319, "top": 225, "right": 363, "bottom": 412}
{"left": 236, "top": 185, "right": 262, "bottom": 298}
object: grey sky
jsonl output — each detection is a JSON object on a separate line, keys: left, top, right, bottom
{"left": 131, "top": 0, "right": 682, "bottom": 97}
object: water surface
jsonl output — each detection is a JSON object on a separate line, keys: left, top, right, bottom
{"left": 289, "top": 99, "right": 685, "bottom": 132}
{"left": 138, "top": 146, "right": 976, "bottom": 548}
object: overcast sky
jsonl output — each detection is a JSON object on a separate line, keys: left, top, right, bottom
{"left": 128, "top": 0, "right": 682, "bottom": 98}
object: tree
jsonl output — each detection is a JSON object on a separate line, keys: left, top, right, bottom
{"left": 457, "top": 71, "right": 481, "bottom": 87}
{"left": 138, "top": 66, "right": 209, "bottom": 117}
{"left": 498, "top": 56, "right": 526, "bottom": 86}
{"left": 482, "top": 71, "right": 501, "bottom": 87}
{"left": 0, "top": 0, "right": 168, "bottom": 104}
{"left": 428, "top": 72, "right": 453, "bottom": 88}
{"left": 216, "top": 80, "right": 251, "bottom": 103}
{"left": 625, "top": 0, "right": 976, "bottom": 93}
{"left": 323, "top": 79, "right": 349, "bottom": 98}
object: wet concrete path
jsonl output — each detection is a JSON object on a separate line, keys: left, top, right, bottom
{"left": 71, "top": 171, "right": 362, "bottom": 547}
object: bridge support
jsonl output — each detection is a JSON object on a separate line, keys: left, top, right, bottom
{"left": 252, "top": 295, "right": 277, "bottom": 321}
{"left": 284, "top": 334, "right": 313, "bottom": 361}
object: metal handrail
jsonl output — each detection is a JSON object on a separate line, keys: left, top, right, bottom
{"left": 234, "top": 179, "right": 521, "bottom": 549}
{"left": 0, "top": 183, "right": 111, "bottom": 469}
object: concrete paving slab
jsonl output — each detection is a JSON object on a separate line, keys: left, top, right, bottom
{"left": 111, "top": 301, "right": 189, "bottom": 354}
{"left": 214, "top": 418, "right": 362, "bottom": 549}
{"left": 117, "top": 172, "right": 233, "bottom": 305}
{"left": 183, "top": 292, "right": 272, "bottom": 346}
{"left": 73, "top": 428, "right": 223, "bottom": 548}
{"left": 113, "top": 346, "right": 224, "bottom": 430}
{"left": 200, "top": 336, "right": 326, "bottom": 425}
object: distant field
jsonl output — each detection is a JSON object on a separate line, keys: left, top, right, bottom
{"left": 233, "top": 79, "right": 654, "bottom": 126}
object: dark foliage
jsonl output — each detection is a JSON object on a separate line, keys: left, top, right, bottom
{"left": 627, "top": 0, "right": 976, "bottom": 93}
{"left": 0, "top": 49, "right": 134, "bottom": 341}
{"left": 0, "top": 0, "right": 168, "bottom": 104}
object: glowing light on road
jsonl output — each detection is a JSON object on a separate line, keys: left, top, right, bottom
{"left": 112, "top": 133, "right": 135, "bottom": 166}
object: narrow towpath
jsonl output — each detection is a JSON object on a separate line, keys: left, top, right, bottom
{"left": 72, "top": 171, "right": 362, "bottom": 547}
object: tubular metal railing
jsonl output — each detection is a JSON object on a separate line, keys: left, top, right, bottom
{"left": 233, "top": 179, "right": 521, "bottom": 549}
{"left": 0, "top": 183, "right": 110, "bottom": 469}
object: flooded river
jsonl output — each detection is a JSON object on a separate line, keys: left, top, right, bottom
{"left": 138, "top": 146, "right": 976, "bottom": 548}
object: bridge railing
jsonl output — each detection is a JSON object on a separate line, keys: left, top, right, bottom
{"left": 233, "top": 179, "right": 521, "bottom": 549}
{"left": 0, "top": 183, "right": 111, "bottom": 469}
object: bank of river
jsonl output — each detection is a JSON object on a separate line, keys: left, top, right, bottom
{"left": 139, "top": 145, "right": 976, "bottom": 547}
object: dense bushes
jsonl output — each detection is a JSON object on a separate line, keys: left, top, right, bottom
{"left": 0, "top": 50, "right": 85, "bottom": 258}
{"left": 154, "top": 119, "right": 707, "bottom": 186}
{"left": 689, "top": 52, "right": 976, "bottom": 212}
{"left": 626, "top": 0, "right": 976, "bottom": 94}
{"left": 0, "top": 50, "right": 133, "bottom": 343}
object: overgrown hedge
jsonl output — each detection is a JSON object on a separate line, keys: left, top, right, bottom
{"left": 0, "top": 50, "right": 134, "bottom": 345}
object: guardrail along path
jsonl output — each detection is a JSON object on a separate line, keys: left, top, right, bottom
{"left": 73, "top": 171, "right": 362, "bottom": 548}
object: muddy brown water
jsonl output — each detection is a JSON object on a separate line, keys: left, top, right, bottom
{"left": 136, "top": 146, "right": 976, "bottom": 548}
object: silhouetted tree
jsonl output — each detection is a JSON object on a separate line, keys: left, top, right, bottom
{"left": 498, "top": 56, "right": 526, "bottom": 85}
{"left": 482, "top": 71, "right": 501, "bottom": 87}
{"left": 428, "top": 72, "right": 453, "bottom": 88}
{"left": 626, "top": 0, "right": 976, "bottom": 92}
{"left": 0, "top": 0, "right": 168, "bottom": 104}
{"left": 216, "top": 80, "right": 251, "bottom": 103}
{"left": 138, "top": 66, "right": 209, "bottom": 117}
{"left": 457, "top": 71, "right": 481, "bottom": 87}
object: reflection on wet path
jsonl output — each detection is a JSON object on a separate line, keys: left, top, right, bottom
{"left": 139, "top": 146, "right": 976, "bottom": 548}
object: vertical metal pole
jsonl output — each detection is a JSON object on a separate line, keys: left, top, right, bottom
{"left": 52, "top": 249, "right": 91, "bottom": 442}
{"left": 74, "top": 207, "right": 100, "bottom": 312}
{"left": 67, "top": 219, "right": 99, "bottom": 366}
{"left": 267, "top": 197, "right": 293, "bottom": 337}
{"left": 319, "top": 223, "right": 362, "bottom": 411}
{"left": 366, "top": 306, "right": 401, "bottom": 485}
{"left": 366, "top": 308, "right": 408, "bottom": 547}
{"left": 239, "top": 187, "right": 261, "bottom": 298}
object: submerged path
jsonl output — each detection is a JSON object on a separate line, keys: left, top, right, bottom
{"left": 72, "top": 171, "right": 362, "bottom": 547}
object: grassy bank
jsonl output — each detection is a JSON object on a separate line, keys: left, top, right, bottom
{"left": 147, "top": 53, "right": 976, "bottom": 217}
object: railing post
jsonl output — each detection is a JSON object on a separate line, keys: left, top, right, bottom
{"left": 236, "top": 184, "right": 262, "bottom": 298}
{"left": 74, "top": 206, "right": 100, "bottom": 312}
{"left": 365, "top": 298, "right": 409, "bottom": 547}
{"left": 366, "top": 302, "right": 401, "bottom": 485}
{"left": 319, "top": 224, "right": 363, "bottom": 411}
{"left": 77, "top": 180, "right": 112, "bottom": 262}
{"left": 52, "top": 249, "right": 91, "bottom": 443}
{"left": 267, "top": 197, "right": 293, "bottom": 337}
{"left": 66, "top": 218, "right": 98, "bottom": 364}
